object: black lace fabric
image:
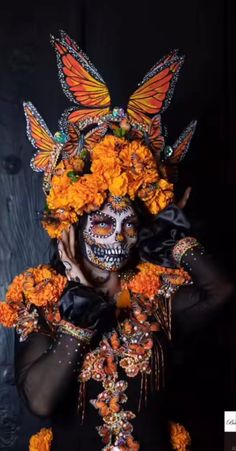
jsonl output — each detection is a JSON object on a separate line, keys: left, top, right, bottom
{"left": 15, "top": 330, "right": 87, "bottom": 417}
{"left": 14, "top": 247, "right": 235, "bottom": 450}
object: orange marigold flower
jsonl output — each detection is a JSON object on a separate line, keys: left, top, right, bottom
{"left": 54, "top": 156, "right": 84, "bottom": 175}
{"left": 4, "top": 265, "right": 67, "bottom": 309}
{"left": 42, "top": 134, "right": 175, "bottom": 238}
{"left": 0, "top": 302, "right": 19, "bottom": 327}
{"left": 47, "top": 157, "right": 84, "bottom": 211}
{"left": 109, "top": 173, "right": 128, "bottom": 197}
{"left": 91, "top": 135, "right": 125, "bottom": 182}
{"left": 42, "top": 219, "right": 72, "bottom": 239}
{"left": 119, "top": 140, "right": 159, "bottom": 199}
{"left": 119, "top": 139, "right": 156, "bottom": 174}
{"left": 126, "top": 268, "right": 161, "bottom": 299}
{"left": 138, "top": 179, "right": 174, "bottom": 215}
{"left": 122, "top": 262, "right": 190, "bottom": 299}
{"left": 42, "top": 208, "right": 78, "bottom": 239}
{"left": 64, "top": 173, "right": 105, "bottom": 213}
{"left": 6, "top": 274, "right": 25, "bottom": 303}
{"left": 169, "top": 421, "right": 191, "bottom": 450}
{"left": 29, "top": 427, "right": 53, "bottom": 451}
{"left": 22, "top": 265, "right": 67, "bottom": 307}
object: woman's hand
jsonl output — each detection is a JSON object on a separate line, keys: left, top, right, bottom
{"left": 177, "top": 186, "right": 192, "bottom": 209}
{"left": 57, "top": 226, "right": 117, "bottom": 330}
{"left": 58, "top": 226, "right": 91, "bottom": 287}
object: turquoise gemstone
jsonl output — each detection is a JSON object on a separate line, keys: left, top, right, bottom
{"left": 112, "top": 107, "right": 120, "bottom": 118}
{"left": 164, "top": 145, "right": 173, "bottom": 158}
{"left": 54, "top": 131, "right": 68, "bottom": 144}
{"left": 112, "top": 107, "right": 125, "bottom": 119}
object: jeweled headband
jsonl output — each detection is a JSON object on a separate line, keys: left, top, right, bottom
{"left": 23, "top": 30, "right": 197, "bottom": 238}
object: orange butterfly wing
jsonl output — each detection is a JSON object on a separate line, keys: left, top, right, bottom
{"left": 147, "top": 115, "right": 165, "bottom": 154}
{"left": 169, "top": 120, "right": 197, "bottom": 164}
{"left": 65, "top": 107, "right": 108, "bottom": 126}
{"left": 85, "top": 125, "right": 108, "bottom": 152}
{"left": 127, "top": 52, "right": 184, "bottom": 125}
{"left": 62, "top": 124, "right": 81, "bottom": 158}
{"left": 51, "top": 34, "right": 111, "bottom": 124}
{"left": 60, "top": 29, "right": 81, "bottom": 53}
{"left": 23, "top": 102, "right": 56, "bottom": 172}
{"left": 161, "top": 120, "right": 197, "bottom": 182}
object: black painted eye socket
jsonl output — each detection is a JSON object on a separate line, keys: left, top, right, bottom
{"left": 125, "top": 221, "right": 138, "bottom": 228}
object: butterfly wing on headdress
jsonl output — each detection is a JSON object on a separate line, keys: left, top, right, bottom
{"left": 167, "top": 120, "right": 197, "bottom": 164}
{"left": 59, "top": 29, "right": 80, "bottom": 53}
{"left": 127, "top": 51, "right": 184, "bottom": 126}
{"left": 146, "top": 115, "right": 165, "bottom": 155}
{"left": 23, "top": 102, "right": 57, "bottom": 173}
{"left": 145, "top": 49, "right": 179, "bottom": 75}
{"left": 161, "top": 120, "right": 197, "bottom": 182}
{"left": 51, "top": 33, "right": 111, "bottom": 125}
{"left": 84, "top": 125, "right": 108, "bottom": 152}
{"left": 62, "top": 123, "right": 81, "bottom": 158}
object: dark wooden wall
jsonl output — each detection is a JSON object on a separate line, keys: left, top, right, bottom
{"left": 0, "top": 0, "right": 235, "bottom": 450}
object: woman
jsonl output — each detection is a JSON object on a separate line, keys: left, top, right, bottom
{"left": 0, "top": 31, "right": 234, "bottom": 450}
{"left": 12, "top": 196, "right": 233, "bottom": 451}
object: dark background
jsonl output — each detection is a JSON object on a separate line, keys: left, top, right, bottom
{"left": 0, "top": 0, "right": 235, "bottom": 450}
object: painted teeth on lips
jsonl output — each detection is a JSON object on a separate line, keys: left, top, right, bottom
{"left": 92, "top": 245, "right": 128, "bottom": 258}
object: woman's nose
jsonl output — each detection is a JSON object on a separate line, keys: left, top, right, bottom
{"left": 115, "top": 232, "right": 125, "bottom": 242}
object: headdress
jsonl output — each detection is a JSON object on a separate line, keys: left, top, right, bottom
{"left": 23, "top": 31, "right": 197, "bottom": 238}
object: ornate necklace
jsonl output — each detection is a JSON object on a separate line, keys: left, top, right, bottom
{"left": 78, "top": 263, "right": 191, "bottom": 450}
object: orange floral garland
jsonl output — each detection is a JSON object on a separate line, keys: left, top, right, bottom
{"left": 29, "top": 428, "right": 53, "bottom": 451}
{"left": 121, "top": 262, "right": 191, "bottom": 300}
{"left": 0, "top": 265, "right": 67, "bottom": 338}
{"left": 43, "top": 135, "right": 174, "bottom": 238}
{"left": 28, "top": 422, "right": 191, "bottom": 451}
{"left": 169, "top": 421, "right": 191, "bottom": 450}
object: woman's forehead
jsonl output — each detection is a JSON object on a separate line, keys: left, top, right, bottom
{"left": 101, "top": 202, "right": 136, "bottom": 219}
{"left": 89, "top": 199, "right": 137, "bottom": 221}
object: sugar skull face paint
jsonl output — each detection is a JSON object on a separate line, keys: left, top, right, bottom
{"left": 82, "top": 197, "right": 138, "bottom": 271}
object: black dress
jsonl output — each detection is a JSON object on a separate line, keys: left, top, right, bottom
{"left": 15, "top": 246, "right": 234, "bottom": 450}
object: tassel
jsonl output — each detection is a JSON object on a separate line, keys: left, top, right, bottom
{"left": 77, "top": 381, "right": 86, "bottom": 424}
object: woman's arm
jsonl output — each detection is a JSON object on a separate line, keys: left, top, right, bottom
{"left": 15, "top": 325, "right": 88, "bottom": 418}
{"left": 14, "top": 225, "right": 113, "bottom": 418}
{"left": 15, "top": 277, "right": 112, "bottom": 418}
{"left": 171, "top": 240, "right": 235, "bottom": 341}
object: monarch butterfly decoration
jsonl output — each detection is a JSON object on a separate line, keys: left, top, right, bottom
{"left": 160, "top": 119, "right": 197, "bottom": 182}
{"left": 23, "top": 102, "right": 107, "bottom": 193}
{"left": 24, "top": 30, "right": 197, "bottom": 193}
{"left": 23, "top": 102, "right": 82, "bottom": 193}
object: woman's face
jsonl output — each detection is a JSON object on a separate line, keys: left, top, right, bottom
{"left": 81, "top": 196, "right": 138, "bottom": 271}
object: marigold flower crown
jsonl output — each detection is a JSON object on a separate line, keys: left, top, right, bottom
{"left": 23, "top": 30, "right": 197, "bottom": 238}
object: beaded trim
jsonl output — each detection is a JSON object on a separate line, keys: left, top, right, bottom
{"left": 78, "top": 271, "right": 189, "bottom": 450}
{"left": 172, "top": 237, "right": 200, "bottom": 266}
{"left": 57, "top": 320, "right": 94, "bottom": 344}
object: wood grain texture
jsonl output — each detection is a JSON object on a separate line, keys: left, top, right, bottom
{"left": 0, "top": 0, "right": 235, "bottom": 449}
{"left": 0, "top": 2, "right": 85, "bottom": 448}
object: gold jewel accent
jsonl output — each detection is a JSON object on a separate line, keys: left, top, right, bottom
{"left": 57, "top": 319, "right": 94, "bottom": 344}
{"left": 172, "top": 237, "right": 200, "bottom": 266}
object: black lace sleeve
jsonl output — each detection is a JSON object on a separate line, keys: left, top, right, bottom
{"left": 14, "top": 323, "right": 88, "bottom": 418}
{"left": 171, "top": 245, "right": 235, "bottom": 341}
{"left": 14, "top": 281, "right": 116, "bottom": 419}
{"left": 15, "top": 304, "right": 91, "bottom": 417}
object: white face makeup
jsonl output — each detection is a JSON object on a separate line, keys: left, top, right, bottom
{"left": 82, "top": 197, "right": 138, "bottom": 271}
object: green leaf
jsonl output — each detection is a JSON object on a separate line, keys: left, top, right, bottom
{"left": 67, "top": 171, "right": 80, "bottom": 182}
{"left": 80, "top": 149, "right": 87, "bottom": 160}
{"left": 113, "top": 128, "right": 127, "bottom": 138}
